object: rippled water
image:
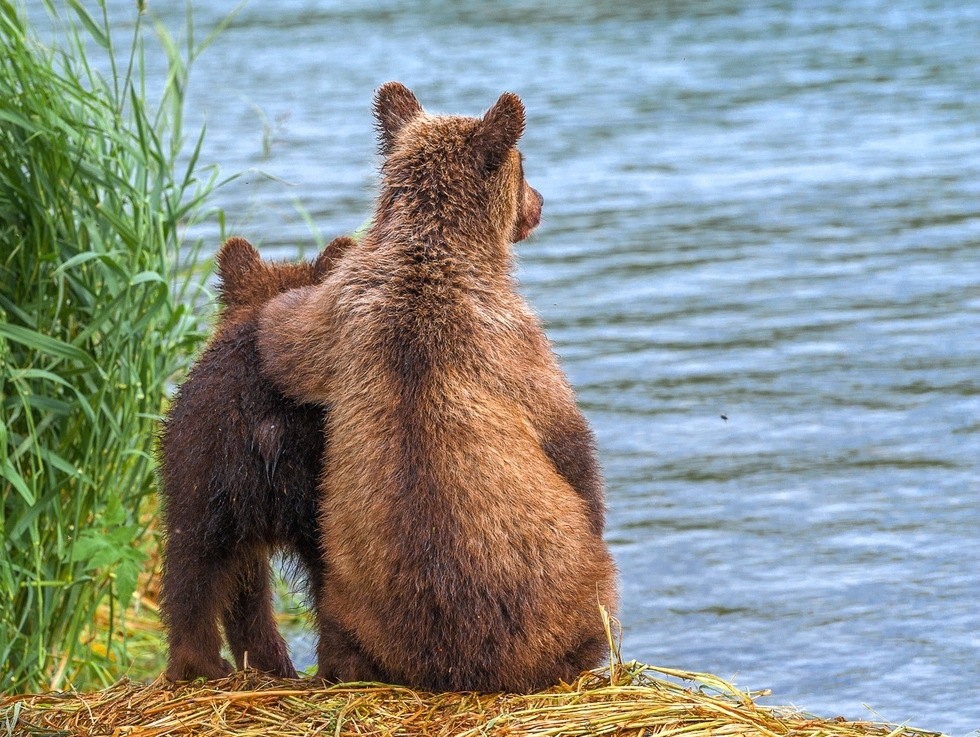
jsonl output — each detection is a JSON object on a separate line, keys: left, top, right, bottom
{"left": 135, "top": 1, "right": 980, "bottom": 733}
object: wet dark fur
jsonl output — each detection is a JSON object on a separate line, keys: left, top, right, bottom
{"left": 158, "top": 235, "right": 353, "bottom": 681}
{"left": 257, "top": 83, "right": 617, "bottom": 692}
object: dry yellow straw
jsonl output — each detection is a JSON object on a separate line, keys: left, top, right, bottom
{"left": 0, "top": 609, "right": 943, "bottom": 737}
{"left": 0, "top": 660, "right": 943, "bottom": 737}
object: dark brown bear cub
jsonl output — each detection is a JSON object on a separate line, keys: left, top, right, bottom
{"left": 158, "top": 235, "right": 352, "bottom": 681}
{"left": 257, "top": 83, "right": 617, "bottom": 692}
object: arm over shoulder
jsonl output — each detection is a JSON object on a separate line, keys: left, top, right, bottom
{"left": 256, "top": 284, "right": 336, "bottom": 404}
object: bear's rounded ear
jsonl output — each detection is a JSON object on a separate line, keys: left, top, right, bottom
{"left": 471, "top": 92, "right": 525, "bottom": 173}
{"left": 374, "top": 82, "right": 423, "bottom": 156}
{"left": 215, "top": 237, "right": 260, "bottom": 304}
{"left": 313, "top": 235, "right": 356, "bottom": 280}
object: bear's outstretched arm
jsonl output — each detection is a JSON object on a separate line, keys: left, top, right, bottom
{"left": 256, "top": 285, "right": 336, "bottom": 404}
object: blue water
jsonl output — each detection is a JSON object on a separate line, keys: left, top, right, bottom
{"left": 131, "top": 1, "right": 979, "bottom": 733}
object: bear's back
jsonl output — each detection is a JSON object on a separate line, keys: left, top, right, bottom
{"left": 319, "top": 261, "right": 615, "bottom": 690}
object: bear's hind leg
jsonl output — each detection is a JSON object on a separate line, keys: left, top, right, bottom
{"left": 160, "top": 540, "right": 235, "bottom": 681}
{"left": 558, "top": 631, "right": 609, "bottom": 685}
{"left": 221, "top": 550, "right": 297, "bottom": 678}
{"left": 316, "top": 614, "right": 383, "bottom": 684}
{"left": 295, "top": 536, "right": 326, "bottom": 631}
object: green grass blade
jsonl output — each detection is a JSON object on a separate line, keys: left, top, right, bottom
{"left": 1, "top": 0, "right": 223, "bottom": 691}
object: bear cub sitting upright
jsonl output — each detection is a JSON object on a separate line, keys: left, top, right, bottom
{"left": 257, "top": 82, "right": 618, "bottom": 692}
{"left": 158, "top": 235, "right": 352, "bottom": 681}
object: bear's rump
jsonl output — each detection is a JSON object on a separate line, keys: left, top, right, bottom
{"left": 319, "top": 398, "right": 611, "bottom": 677}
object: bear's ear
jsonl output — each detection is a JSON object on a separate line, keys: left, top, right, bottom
{"left": 215, "top": 237, "right": 260, "bottom": 304}
{"left": 312, "top": 235, "right": 356, "bottom": 280}
{"left": 471, "top": 92, "right": 525, "bottom": 173}
{"left": 374, "top": 82, "right": 423, "bottom": 156}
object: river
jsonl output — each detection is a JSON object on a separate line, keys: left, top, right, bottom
{"left": 135, "top": 1, "right": 980, "bottom": 733}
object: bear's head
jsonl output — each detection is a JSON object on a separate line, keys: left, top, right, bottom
{"left": 215, "top": 236, "right": 351, "bottom": 318}
{"left": 373, "top": 82, "right": 543, "bottom": 246}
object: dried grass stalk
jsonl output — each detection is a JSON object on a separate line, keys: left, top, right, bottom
{"left": 0, "top": 662, "right": 943, "bottom": 737}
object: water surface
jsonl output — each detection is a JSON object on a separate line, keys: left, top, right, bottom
{"left": 139, "top": 2, "right": 980, "bottom": 733}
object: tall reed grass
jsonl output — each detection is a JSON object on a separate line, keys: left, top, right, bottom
{"left": 1, "top": 0, "right": 228, "bottom": 692}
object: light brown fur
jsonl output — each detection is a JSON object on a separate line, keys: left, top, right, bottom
{"left": 257, "top": 83, "right": 617, "bottom": 692}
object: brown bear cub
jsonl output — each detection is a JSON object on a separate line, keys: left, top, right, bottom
{"left": 158, "top": 235, "right": 353, "bottom": 681}
{"left": 257, "top": 82, "right": 617, "bottom": 692}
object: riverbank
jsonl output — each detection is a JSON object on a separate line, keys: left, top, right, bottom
{"left": 0, "top": 661, "right": 943, "bottom": 737}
